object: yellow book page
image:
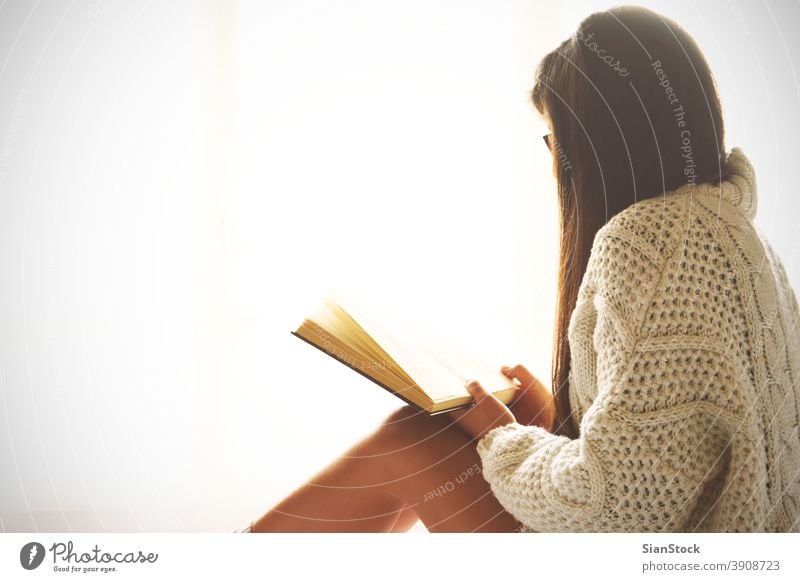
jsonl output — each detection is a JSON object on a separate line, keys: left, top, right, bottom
{"left": 328, "top": 293, "right": 517, "bottom": 405}
{"left": 312, "top": 301, "right": 426, "bottom": 403}
{"left": 392, "top": 320, "right": 517, "bottom": 403}
{"left": 327, "top": 294, "right": 470, "bottom": 403}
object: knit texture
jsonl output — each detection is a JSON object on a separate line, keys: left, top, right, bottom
{"left": 476, "top": 148, "right": 800, "bottom": 532}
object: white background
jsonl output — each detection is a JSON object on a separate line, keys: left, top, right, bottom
{"left": 0, "top": 0, "right": 798, "bottom": 532}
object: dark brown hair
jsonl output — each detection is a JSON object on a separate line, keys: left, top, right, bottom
{"left": 532, "top": 6, "right": 726, "bottom": 438}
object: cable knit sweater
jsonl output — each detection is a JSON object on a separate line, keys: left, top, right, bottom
{"left": 476, "top": 148, "right": 800, "bottom": 532}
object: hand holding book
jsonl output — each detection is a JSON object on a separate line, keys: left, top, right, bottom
{"left": 448, "top": 364, "right": 555, "bottom": 441}
{"left": 293, "top": 293, "right": 556, "bottom": 427}
{"left": 292, "top": 294, "right": 520, "bottom": 414}
{"left": 447, "top": 379, "right": 516, "bottom": 442}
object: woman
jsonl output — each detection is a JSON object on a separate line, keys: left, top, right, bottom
{"left": 241, "top": 5, "right": 800, "bottom": 532}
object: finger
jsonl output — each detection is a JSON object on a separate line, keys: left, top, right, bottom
{"left": 465, "top": 379, "right": 489, "bottom": 403}
{"left": 466, "top": 379, "right": 518, "bottom": 430}
{"left": 502, "top": 364, "right": 536, "bottom": 390}
{"left": 466, "top": 380, "right": 510, "bottom": 418}
{"left": 447, "top": 381, "right": 483, "bottom": 423}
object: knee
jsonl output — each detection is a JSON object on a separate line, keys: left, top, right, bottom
{"left": 371, "top": 405, "right": 459, "bottom": 453}
{"left": 363, "top": 406, "right": 481, "bottom": 493}
{"left": 370, "top": 406, "right": 422, "bottom": 449}
{"left": 381, "top": 405, "right": 420, "bottom": 429}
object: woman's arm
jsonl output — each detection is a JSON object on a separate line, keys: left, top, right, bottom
{"left": 474, "top": 373, "right": 730, "bottom": 532}
{"left": 454, "top": 221, "right": 734, "bottom": 532}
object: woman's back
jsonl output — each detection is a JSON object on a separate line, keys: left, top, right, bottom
{"left": 687, "top": 150, "right": 800, "bottom": 531}
{"left": 478, "top": 148, "right": 800, "bottom": 531}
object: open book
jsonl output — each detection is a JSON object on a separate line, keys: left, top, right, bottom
{"left": 292, "top": 295, "right": 518, "bottom": 414}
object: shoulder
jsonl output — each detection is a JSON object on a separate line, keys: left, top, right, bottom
{"left": 594, "top": 193, "right": 689, "bottom": 265}
{"left": 585, "top": 194, "right": 690, "bottom": 302}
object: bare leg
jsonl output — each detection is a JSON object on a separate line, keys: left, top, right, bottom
{"left": 250, "top": 406, "right": 521, "bottom": 532}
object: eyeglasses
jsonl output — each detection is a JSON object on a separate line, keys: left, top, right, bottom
{"left": 543, "top": 133, "right": 552, "bottom": 149}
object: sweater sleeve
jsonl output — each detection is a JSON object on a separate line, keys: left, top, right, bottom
{"left": 476, "top": 223, "right": 732, "bottom": 532}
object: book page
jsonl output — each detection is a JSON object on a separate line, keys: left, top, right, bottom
{"left": 329, "top": 294, "right": 471, "bottom": 403}
{"left": 329, "top": 293, "right": 516, "bottom": 404}
{"left": 400, "top": 323, "right": 518, "bottom": 397}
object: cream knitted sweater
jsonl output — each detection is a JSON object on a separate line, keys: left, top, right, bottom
{"left": 476, "top": 148, "right": 800, "bottom": 532}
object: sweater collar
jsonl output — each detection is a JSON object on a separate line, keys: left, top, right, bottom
{"left": 716, "top": 147, "right": 758, "bottom": 220}
{"left": 674, "top": 147, "right": 758, "bottom": 220}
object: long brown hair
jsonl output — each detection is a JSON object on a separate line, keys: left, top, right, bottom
{"left": 532, "top": 6, "right": 726, "bottom": 438}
